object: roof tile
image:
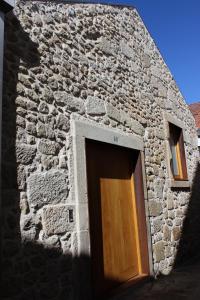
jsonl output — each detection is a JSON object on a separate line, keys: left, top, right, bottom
{"left": 189, "top": 102, "right": 200, "bottom": 128}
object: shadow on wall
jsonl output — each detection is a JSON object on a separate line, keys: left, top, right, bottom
{"left": 2, "top": 10, "right": 40, "bottom": 191}
{"left": 2, "top": 240, "right": 78, "bottom": 299}
{"left": 2, "top": 240, "right": 134, "bottom": 300}
{"left": 1, "top": 11, "right": 40, "bottom": 300}
{"left": 174, "top": 161, "right": 200, "bottom": 268}
{"left": 0, "top": 11, "right": 122, "bottom": 300}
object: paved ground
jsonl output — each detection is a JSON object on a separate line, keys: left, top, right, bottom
{"left": 111, "top": 261, "right": 200, "bottom": 300}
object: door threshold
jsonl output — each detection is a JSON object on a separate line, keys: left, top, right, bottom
{"left": 105, "top": 273, "right": 150, "bottom": 299}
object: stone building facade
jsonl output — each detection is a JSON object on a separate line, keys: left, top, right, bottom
{"left": 189, "top": 102, "right": 200, "bottom": 152}
{"left": 2, "top": 1, "right": 199, "bottom": 300}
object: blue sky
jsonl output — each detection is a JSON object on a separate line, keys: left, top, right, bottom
{"left": 77, "top": 0, "right": 200, "bottom": 104}
{"left": 132, "top": 0, "right": 200, "bottom": 104}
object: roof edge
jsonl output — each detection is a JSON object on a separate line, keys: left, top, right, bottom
{"left": 56, "top": 0, "right": 134, "bottom": 8}
{"left": 189, "top": 102, "right": 200, "bottom": 106}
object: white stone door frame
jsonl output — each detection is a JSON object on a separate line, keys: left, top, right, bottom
{"left": 163, "top": 112, "right": 191, "bottom": 188}
{"left": 71, "top": 117, "right": 153, "bottom": 299}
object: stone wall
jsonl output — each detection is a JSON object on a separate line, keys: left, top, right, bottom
{"left": 2, "top": 1, "right": 199, "bottom": 299}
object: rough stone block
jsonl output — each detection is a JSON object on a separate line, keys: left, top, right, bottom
{"left": 26, "top": 122, "right": 36, "bottom": 136}
{"left": 120, "top": 40, "right": 135, "bottom": 59}
{"left": 158, "top": 83, "right": 168, "bottom": 98}
{"left": 154, "top": 179, "right": 164, "bottom": 198}
{"left": 176, "top": 209, "right": 184, "bottom": 217}
{"left": 148, "top": 200, "right": 162, "bottom": 217}
{"left": 152, "top": 79, "right": 168, "bottom": 98}
{"left": 165, "top": 246, "right": 172, "bottom": 258}
{"left": 98, "top": 37, "right": 119, "bottom": 56}
{"left": 120, "top": 111, "right": 132, "bottom": 127}
{"left": 44, "top": 235, "right": 60, "bottom": 249}
{"left": 33, "top": 14, "right": 43, "bottom": 26}
{"left": 59, "top": 155, "right": 68, "bottom": 169}
{"left": 151, "top": 66, "right": 162, "bottom": 79}
{"left": 27, "top": 171, "right": 68, "bottom": 208}
{"left": 106, "top": 103, "right": 121, "bottom": 122}
{"left": 168, "top": 88, "right": 176, "bottom": 102}
{"left": 163, "top": 225, "right": 171, "bottom": 241}
{"left": 16, "top": 115, "right": 25, "bottom": 128}
{"left": 165, "top": 99, "right": 173, "bottom": 111}
{"left": 20, "top": 192, "right": 29, "bottom": 215}
{"left": 147, "top": 190, "right": 155, "bottom": 199}
{"left": 175, "top": 218, "right": 182, "bottom": 226}
{"left": 36, "top": 122, "right": 55, "bottom": 140}
{"left": 172, "top": 227, "right": 181, "bottom": 241}
{"left": 38, "top": 102, "right": 49, "bottom": 114}
{"left": 167, "top": 196, "right": 174, "bottom": 210}
{"left": 86, "top": 96, "right": 106, "bottom": 116}
{"left": 130, "top": 119, "right": 144, "bottom": 136}
{"left": 183, "top": 132, "right": 191, "bottom": 145}
{"left": 54, "top": 92, "right": 67, "bottom": 106}
{"left": 142, "top": 53, "right": 151, "bottom": 68}
{"left": 168, "top": 210, "right": 175, "bottom": 220}
{"left": 43, "top": 205, "right": 76, "bottom": 235}
{"left": 38, "top": 139, "right": 60, "bottom": 155}
{"left": 130, "top": 61, "right": 139, "bottom": 73}
{"left": 20, "top": 214, "right": 34, "bottom": 232}
{"left": 16, "top": 143, "right": 36, "bottom": 165}
{"left": 60, "top": 233, "right": 72, "bottom": 254}
{"left": 153, "top": 241, "right": 165, "bottom": 262}
{"left": 153, "top": 219, "right": 162, "bottom": 233}
{"left": 21, "top": 227, "right": 37, "bottom": 242}
{"left": 56, "top": 114, "right": 70, "bottom": 131}
{"left": 155, "top": 128, "right": 165, "bottom": 140}
{"left": 17, "top": 165, "right": 26, "bottom": 190}
{"left": 55, "top": 92, "right": 85, "bottom": 114}
{"left": 65, "top": 96, "right": 85, "bottom": 114}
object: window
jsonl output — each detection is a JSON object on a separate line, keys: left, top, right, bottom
{"left": 169, "top": 122, "right": 188, "bottom": 181}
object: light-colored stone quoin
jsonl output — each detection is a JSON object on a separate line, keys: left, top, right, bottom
{"left": 1, "top": 1, "right": 199, "bottom": 299}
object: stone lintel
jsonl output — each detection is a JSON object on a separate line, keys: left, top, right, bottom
{"left": 163, "top": 112, "right": 185, "bottom": 140}
{"left": 72, "top": 119, "right": 144, "bottom": 151}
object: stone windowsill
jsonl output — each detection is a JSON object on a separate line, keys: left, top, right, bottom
{"left": 168, "top": 179, "right": 191, "bottom": 189}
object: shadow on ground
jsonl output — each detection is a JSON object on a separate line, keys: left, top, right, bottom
{"left": 110, "top": 261, "right": 200, "bottom": 300}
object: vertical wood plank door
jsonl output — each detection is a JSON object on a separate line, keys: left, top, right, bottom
{"left": 86, "top": 140, "right": 149, "bottom": 297}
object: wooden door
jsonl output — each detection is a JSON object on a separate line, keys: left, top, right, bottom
{"left": 86, "top": 140, "right": 149, "bottom": 297}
